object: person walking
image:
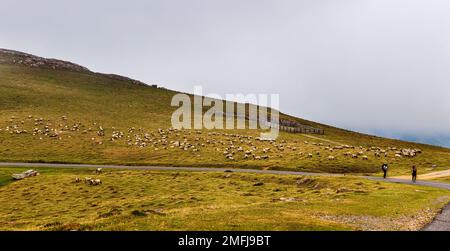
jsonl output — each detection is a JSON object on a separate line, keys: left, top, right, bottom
{"left": 381, "top": 164, "right": 388, "bottom": 179}
{"left": 412, "top": 165, "right": 417, "bottom": 183}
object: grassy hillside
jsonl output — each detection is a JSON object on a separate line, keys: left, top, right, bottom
{"left": 1, "top": 49, "right": 449, "bottom": 175}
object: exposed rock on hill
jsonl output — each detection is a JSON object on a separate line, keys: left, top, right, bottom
{"left": 0, "top": 48, "right": 149, "bottom": 86}
{"left": 0, "top": 48, "right": 90, "bottom": 72}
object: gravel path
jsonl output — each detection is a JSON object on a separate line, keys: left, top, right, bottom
{"left": 1, "top": 162, "right": 449, "bottom": 230}
{"left": 422, "top": 203, "right": 450, "bottom": 231}
{"left": 365, "top": 177, "right": 450, "bottom": 191}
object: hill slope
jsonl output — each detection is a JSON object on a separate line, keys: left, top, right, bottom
{"left": 1, "top": 49, "right": 449, "bottom": 174}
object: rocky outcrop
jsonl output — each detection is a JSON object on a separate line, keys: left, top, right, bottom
{"left": 11, "top": 169, "right": 39, "bottom": 180}
{"left": 0, "top": 48, "right": 152, "bottom": 86}
{"left": 0, "top": 48, "right": 90, "bottom": 72}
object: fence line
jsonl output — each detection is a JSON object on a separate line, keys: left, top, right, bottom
{"left": 216, "top": 111, "right": 325, "bottom": 135}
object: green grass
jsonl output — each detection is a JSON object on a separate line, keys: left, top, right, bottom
{"left": 0, "top": 175, "right": 12, "bottom": 187}
{"left": 1, "top": 56, "right": 450, "bottom": 175}
{"left": 0, "top": 167, "right": 448, "bottom": 231}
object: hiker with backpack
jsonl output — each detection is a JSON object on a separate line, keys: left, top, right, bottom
{"left": 381, "top": 164, "right": 388, "bottom": 178}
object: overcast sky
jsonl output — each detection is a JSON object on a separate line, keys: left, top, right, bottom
{"left": 1, "top": 0, "right": 450, "bottom": 139}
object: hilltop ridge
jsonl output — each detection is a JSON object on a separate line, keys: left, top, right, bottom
{"left": 0, "top": 48, "right": 148, "bottom": 86}
{"left": 0, "top": 49, "right": 89, "bottom": 72}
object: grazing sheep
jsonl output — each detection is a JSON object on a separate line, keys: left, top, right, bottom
{"left": 307, "top": 153, "right": 313, "bottom": 158}
{"left": 328, "top": 156, "right": 335, "bottom": 160}
{"left": 84, "top": 177, "right": 102, "bottom": 185}
{"left": 95, "top": 168, "right": 102, "bottom": 174}
{"left": 362, "top": 155, "right": 369, "bottom": 160}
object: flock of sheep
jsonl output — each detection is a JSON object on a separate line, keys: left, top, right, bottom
{"left": 1, "top": 115, "right": 423, "bottom": 163}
